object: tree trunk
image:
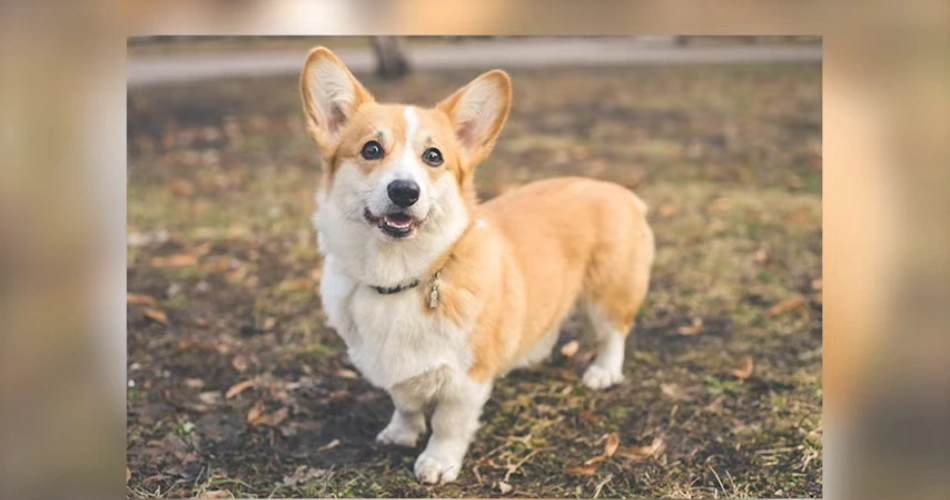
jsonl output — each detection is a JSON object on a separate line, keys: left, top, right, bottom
{"left": 370, "top": 36, "right": 410, "bottom": 80}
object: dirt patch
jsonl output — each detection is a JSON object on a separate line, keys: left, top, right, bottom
{"left": 127, "top": 62, "right": 821, "bottom": 497}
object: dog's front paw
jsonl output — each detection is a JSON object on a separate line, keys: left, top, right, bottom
{"left": 414, "top": 452, "right": 461, "bottom": 484}
{"left": 376, "top": 422, "right": 422, "bottom": 447}
{"left": 582, "top": 364, "right": 624, "bottom": 390}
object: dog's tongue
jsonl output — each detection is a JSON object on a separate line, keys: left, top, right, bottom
{"left": 383, "top": 213, "right": 412, "bottom": 227}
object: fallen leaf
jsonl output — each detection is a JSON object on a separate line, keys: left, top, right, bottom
{"left": 657, "top": 203, "right": 679, "bottom": 218}
{"left": 310, "top": 266, "right": 323, "bottom": 281}
{"left": 197, "top": 391, "right": 221, "bottom": 405}
{"left": 195, "top": 318, "right": 209, "bottom": 328}
{"left": 201, "top": 256, "right": 233, "bottom": 274}
{"left": 191, "top": 242, "right": 211, "bottom": 257}
{"left": 246, "top": 399, "right": 264, "bottom": 424}
{"left": 755, "top": 247, "right": 769, "bottom": 264}
{"left": 197, "top": 490, "right": 232, "bottom": 499}
{"left": 584, "top": 454, "right": 607, "bottom": 466}
{"left": 615, "top": 435, "right": 664, "bottom": 461}
{"left": 317, "top": 439, "right": 340, "bottom": 451}
{"left": 811, "top": 278, "right": 823, "bottom": 291}
{"left": 126, "top": 467, "right": 131, "bottom": 483}
{"left": 176, "top": 339, "right": 226, "bottom": 354}
{"left": 268, "top": 381, "right": 289, "bottom": 401}
{"left": 328, "top": 390, "right": 350, "bottom": 402}
{"left": 225, "top": 267, "right": 248, "bottom": 284}
{"left": 619, "top": 174, "right": 646, "bottom": 188}
{"left": 677, "top": 317, "right": 703, "bottom": 336}
{"left": 169, "top": 178, "right": 196, "bottom": 197}
{"left": 225, "top": 378, "right": 256, "bottom": 399}
{"left": 127, "top": 293, "right": 158, "bottom": 306}
{"left": 560, "top": 340, "right": 580, "bottom": 358}
{"left": 604, "top": 432, "right": 620, "bottom": 457}
{"left": 276, "top": 278, "right": 312, "bottom": 294}
{"left": 584, "top": 158, "right": 607, "bottom": 173}
{"left": 709, "top": 197, "right": 732, "bottom": 212}
{"left": 141, "top": 473, "right": 168, "bottom": 485}
{"left": 556, "top": 368, "right": 580, "bottom": 382}
{"left": 783, "top": 210, "right": 814, "bottom": 226}
{"left": 334, "top": 368, "right": 358, "bottom": 379}
{"left": 150, "top": 253, "right": 197, "bottom": 268}
{"left": 767, "top": 296, "right": 805, "bottom": 316}
{"left": 143, "top": 308, "right": 169, "bottom": 325}
{"left": 184, "top": 378, "right": 205, "bottom": 389}
{"left": 283, "top": 465, "right": 328, "bottom": 487}
{"left": 661, "top": 383, "right": 694, "bottom": 401}
{"left": 261, "top": 317, "right": 277, "bottom": 331}
{"left": 252, "top": 407, "right": 289, "bottom": 427}
{"left": 498, "top": 481, "right": 513, "bottom": 494}
{"left": 231, "top": 356, "right": 249, "bottom": 373}
{"left": 565, "top": 465, "right": 600, "bottom": 475}
{"left": 784, "top": 174, "right": 804, "bottom": 189}
{"left": 226, "top": 225, "right": 252, "bottom": 240}
{"left": 729, "top": 357, "right": 754, "bottom": 381}
{"left": 704, "top": 395, "right": 725, "bottom": 413}
{"left": 581, "top": 410, "right": 598, "bottom": 423}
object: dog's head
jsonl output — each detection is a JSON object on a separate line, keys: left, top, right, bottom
{"left": 301, "top": 47, "right": 511, "bottom": 247}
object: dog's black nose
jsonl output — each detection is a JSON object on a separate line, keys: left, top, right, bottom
{"left": 387, "top": 179, "right": 420, "bottom": 208}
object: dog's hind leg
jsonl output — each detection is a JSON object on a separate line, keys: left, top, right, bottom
{"left": 581, "top": 217, "right": 654, "bottom": 390}
{"left": 581, "top": 304, "right": 630, "bottom": 389}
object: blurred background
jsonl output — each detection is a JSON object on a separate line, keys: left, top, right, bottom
{"left": 125, "top": 36, "right": 822, "bottom": 498}
{"left": 1, "top": 1, "right": 948, "bottom": 499}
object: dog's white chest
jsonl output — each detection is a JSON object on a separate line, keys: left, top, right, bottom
{"left": 319, "top": 257, "right": 471, "bottom": 390}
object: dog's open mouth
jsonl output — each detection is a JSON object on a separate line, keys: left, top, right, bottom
{"left": 364, "top": 208, "right": 419, "bottom": 238}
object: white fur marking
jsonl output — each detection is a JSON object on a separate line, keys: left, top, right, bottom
{"left": 415, "top": 379, "right": 491, "bottom": 484}
{"left": 311, "top": 102, "right": 482, "bottom": 484}
{"left": 404, "top": 107, "right": 418, "bottom": 140}
{"left": 582, "top": 305, "right": 626, "bottom": 389}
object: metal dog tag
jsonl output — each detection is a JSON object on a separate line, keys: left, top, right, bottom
{"left": 428, "top": 271, "right": 441, "bottom": 309}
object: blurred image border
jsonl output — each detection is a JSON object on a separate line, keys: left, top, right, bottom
{"left": 2, "top": 0, "right": 948, "bottom": 498}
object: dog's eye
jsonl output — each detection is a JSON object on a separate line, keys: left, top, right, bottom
{"left": 422, "top": 147, "right": 443, "bottom": 167}
{"left": 361, "top": 141, "right": 384, "bottom": 160}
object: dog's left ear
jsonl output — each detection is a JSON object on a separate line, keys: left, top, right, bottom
{"left": 300, "top": 47, "right": 375, "bottom": 158}
{"left": 437, "top": 70, "right": 512, "bottom": 168}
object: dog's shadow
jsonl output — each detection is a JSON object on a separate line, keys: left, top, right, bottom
{"left": 283, "top": 376, "right": 421, "bottom": 469}
{"left": 286, "top": 317, "right": 598, "bottom": 470}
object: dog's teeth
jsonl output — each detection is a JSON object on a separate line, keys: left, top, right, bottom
{"left": 385, "top": 218, "right": 411, "bottom": 228}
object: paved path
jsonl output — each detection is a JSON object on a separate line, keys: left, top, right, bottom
{"left": 128, "top": 38, "right": 821, "bottom": 86}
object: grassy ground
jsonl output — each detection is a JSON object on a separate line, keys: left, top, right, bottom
{"left": 127, "top": 62, "right": 822, "bottom": 498}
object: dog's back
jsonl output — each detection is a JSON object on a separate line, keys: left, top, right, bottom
{"left": 478, "top": 177, "right": 654, "bottom": 386}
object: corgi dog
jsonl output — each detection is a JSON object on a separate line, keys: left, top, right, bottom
{"left": 301, "top": 47, "right": 655, "bottom": 484}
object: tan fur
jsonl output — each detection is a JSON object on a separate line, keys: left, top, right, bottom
{"left": 302, "top": 46, "right": 655, "bottom": 484}
{"left": 301, "top": 46, "right": 654, "bottom": 383}
{"left": 423, "top": 179, "right": 653, "bottom": 382}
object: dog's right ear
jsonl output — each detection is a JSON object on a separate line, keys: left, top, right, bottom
{"left": 300, "top": 47, "right": 374, "bottom": 157}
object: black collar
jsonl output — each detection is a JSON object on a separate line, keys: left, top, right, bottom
{"left": 372, "top": 279, "right": 420, "bottom": 295}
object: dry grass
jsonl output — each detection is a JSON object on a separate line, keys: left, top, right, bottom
{"left": 127, "top": 62, "right": 821, "bottom": 498}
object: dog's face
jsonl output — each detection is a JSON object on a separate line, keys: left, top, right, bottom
{"left": 301, "top": 48, "right": 511, "bottom": 245}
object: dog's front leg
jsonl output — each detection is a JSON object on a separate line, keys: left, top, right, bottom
{"left": 376, "top": 392, "right": 426, "bottom": 448}
{"left": 414, "top": 379, "right": 492, "bottom": 484}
